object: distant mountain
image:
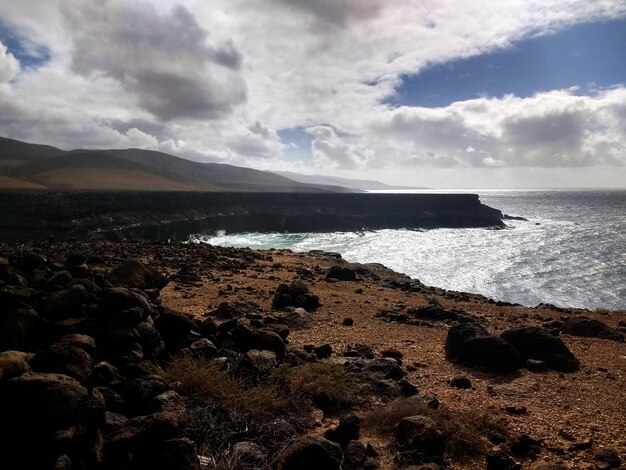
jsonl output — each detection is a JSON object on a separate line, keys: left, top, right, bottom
{"left": 0, "top": 137, "right": 352, "bottom": 192}
{"left": 273, "top": 171, "right": 427, "bottom": 191}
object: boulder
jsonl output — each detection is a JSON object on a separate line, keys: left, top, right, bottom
{"left": 275, "top": 307, "right": 315, "bottom": 329}
{"left": 444, "top": 323, "right": 489, "bottom": 360}
{"left": 137, "top": 437, "right": 202, "bottom": 470}
{"left": 450, "top": 375, "right": 472, "bottom": 389}
{"left": 108, "top": 411, "right": 182, "bottom": 449}
{"left": 446, "top": 324, "right": 521, "bottom": 373}
{"left": 31, "top": 338, "right": 94, "bottom": 384}
{"left": 124, "top": 375, "right": 171, "bottom": 417}
{"left": 562, "top": 317, "right": 624, "bottom": 342}
{"left": 100, "top": 287, "right": 156, "bottom": 317}
{"left": 242, "top": 349, "right": 278, "bottom": 378}
{"left": 325, "top": 266, "right": 357, "bottom": 281}
{"left": 453, "top": 336, "right": 521, "bottom": 373}
{"left": 272, "top": 281, "right": 320, "bottom": 311}
{"left": 155, "top": 311, "right": 201, "bottom": 353}
{"left": 324, "top": 413, "right": 361, "bottom": 448}
{"left": 0, "top": 372, "right": 88, "bottom": 431}
{"left": 0, "top": 350, "right": 33, "bottom": 381}
{"left": 109, "top": 259, "right": 168, "bottom": 290}
{"left": 43, "top": 284, "right": 90, "bottom": 321}
{"left": 408, "top": 304, "right": 459, "bottom": 321}
{"left": 501, "top": 327, "right": 580, "bottom": 372}
{"left": 278, "top": 436, "right": 343, "bottom": 470}
{"left": 394, "top": 415, "right": 445, "bottom": 464}
{"left": 0, "top": 307, "right": 43, "bottom": 351}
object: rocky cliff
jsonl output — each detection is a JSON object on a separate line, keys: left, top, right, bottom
{"left": 0, "top": 191, "right": 504, "bottom": 241}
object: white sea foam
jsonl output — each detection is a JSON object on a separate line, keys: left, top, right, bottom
{"left": 190, "top": 190, "right": 626, "bottom": 310}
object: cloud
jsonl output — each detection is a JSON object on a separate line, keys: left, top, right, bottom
{"left": 0, "top": 0, "right": 624, "bottom": 187}
{"left": 306, "top": 125, "right": 362, "bottom": 169}
{"left": 360, "top": 87, "right": 626, "bottom": 169}
{"left": 274, "top": 0, "right": 384, "bottom": 27}
{"left": 0, "top": 41, "right": 20, "bottom": 82}
{"left": 63, "top": 1, "right": 246, "bottom": 121}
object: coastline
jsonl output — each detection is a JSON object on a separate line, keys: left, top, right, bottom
{"left": 0, "top": 239, "right": 624, "bottom": 469}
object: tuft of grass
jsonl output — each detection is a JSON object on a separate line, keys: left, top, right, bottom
{"left": 272, "top": 362, "right": 357, "bottom": 408}
{"left": 364, "top": 397, "right": 508, "bottom": 461}
{"left": 163, "top": 355, "right": 288, "bottom": 414}
{"left": 163, "top": 357, "right": 360, "bottom": 468}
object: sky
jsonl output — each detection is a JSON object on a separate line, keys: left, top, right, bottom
{"left": 0, "top": 0, "right": 625, "bottom": 188}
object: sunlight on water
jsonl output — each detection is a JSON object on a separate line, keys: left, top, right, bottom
{"left": 190, "top": 190, "right": 626, "bottom": 310}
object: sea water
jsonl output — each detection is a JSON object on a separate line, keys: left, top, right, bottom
{"left": 190, "top": 190, "right": 626, "bottom": 310}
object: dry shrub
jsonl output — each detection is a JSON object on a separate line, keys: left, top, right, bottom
{"left": 272, "top": 362, "right": 357, "bottom": 408}
{"left": 364, "top": 397, "right": 508, "bottom": 461}
{"left": 164, "top": 355, "right": 289, "bottom": 414}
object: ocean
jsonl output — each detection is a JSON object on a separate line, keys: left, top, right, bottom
{"left": 190, "top": 190, "right": 626, "bottom": 311}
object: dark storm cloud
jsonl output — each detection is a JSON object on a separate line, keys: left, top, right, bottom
{"left": 64, "top": 2, "right": 246, "bottom": 121}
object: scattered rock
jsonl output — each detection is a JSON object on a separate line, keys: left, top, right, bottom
{"left": 450, "top": 375, "right": 472, "bottom": 389}
{"left": 343, "top": 317, "right": 355, "bottom": 326}
{"left": 272, "top": 280, "right": 321, "bottom": 311}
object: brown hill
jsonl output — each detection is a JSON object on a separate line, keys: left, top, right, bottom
{"left": 7, "top": 152, "right": 220, "bottom": 191}
{"left": 0, "top": 136, "right": 351, "bottom": 192}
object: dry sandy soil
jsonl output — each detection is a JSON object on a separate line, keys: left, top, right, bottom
{"left": 157, "top": 244, "right": 626, "bottom": 470}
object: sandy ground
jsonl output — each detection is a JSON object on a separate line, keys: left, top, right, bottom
{"left": 159, "top": 246, "right": 626, "bottom": 470}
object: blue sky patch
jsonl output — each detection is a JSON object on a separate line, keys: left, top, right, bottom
{"left": 388, "top": 19, "right": 626, "bottom": 107}
{"left": 278, "top": 127, "right": 314, "bottom": 163}
{"left": 0, "top": 21, "right": 51, "bottom": 69}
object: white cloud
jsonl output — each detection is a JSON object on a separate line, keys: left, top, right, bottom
{"left": 0, "top": 42, "right": 20, "bottom": 83}
{"left": 306, "top": 125, "right": 362, "bottom": 169}
{"left": 0, "top": 0, "right": 624, "bottom": 187}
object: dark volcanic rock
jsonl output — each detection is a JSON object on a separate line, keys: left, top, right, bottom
{"left": 325, "top": 265, "right": 357, "bottom": 281}
{"left": 109, "top": 258, "right": 168, "bottom": 290}
{"left": 0, "top": 372, "right": 88, "bottom": 431}
{"left": 272, "top": 280, "right": 320, "bottom": 311}
{"left": 278, "top": 436, "right": 343, "bottom": 470}
{"left": 394, "top": 415, "right": 445, "bottom": 464}
{"left": 0, "top": 350, "right": 33, "bottom": 381}
{"left": 445, "top": 323, "right": 521, "bottom": 373}
{"left": 562, "top": 317, "right": 624, "bottom": 342}
{"left": 501, "top": 327, "right": 580, "bottom": 372}
{"left": 324, "top": 413, "right": 361, "bottom": 448}
{"left": 444, "top": 323, "right": 489, "bottom": 359}
{"left": 0, "top": 307, "right": 44, "bottom": 351}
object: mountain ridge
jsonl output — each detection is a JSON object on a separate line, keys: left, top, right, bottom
{"left": 0, "top": 137, "right": 352, "bottom": 192}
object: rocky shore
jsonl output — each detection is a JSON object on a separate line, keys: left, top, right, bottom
{"left": 0, "top": 240, "right": 624, "bottom": 470}
{"left": 0, "top": 191, "right": 504, "bottom": 241}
